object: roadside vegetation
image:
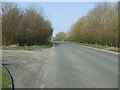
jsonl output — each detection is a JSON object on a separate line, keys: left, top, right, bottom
{"left": 54, "top": 2, "right": 119, "bottom": 52}
{"left": 2, "top": 2, "right": 53, "bottom": 48}
{"left": 63, "top": 41, "right": 119, "bottom": 52}
{"left": 1, "top": 67, "right": 11, "bottom": 88}
{"left": 0, "top": 42, "right": 53, "bottom": 50}
{"left": 0, "top": 67, "right": 1, "bottom": 89}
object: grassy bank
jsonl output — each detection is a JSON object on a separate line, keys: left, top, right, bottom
{"left": 1, "top": 67, "right": 11, "bottom": 88}
{"left": 63, "top": 41, "right": 119, "bottom": 52}
{"left": 0, "top": 67, "right": 1, "bottom": 89}
{"left": 0, "top": 42, "right": 53, "bottom": 50}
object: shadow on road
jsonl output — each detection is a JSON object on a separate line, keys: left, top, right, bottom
{"left": 53, "top": 41, "right": 63, "bottom": 47}
{"left": 2, "top": 64, "right": 10, "bottom": 66}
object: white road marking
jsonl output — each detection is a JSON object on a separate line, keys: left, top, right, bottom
{"left": 40, "top": 83, "right": 45, "bottom": 88}
{"left": 44, "top": 71, "right": 48, "bottom": 76}
{"left": 80, "top": 45, "right": 119, "bottom": 55}
{"left": 52, "top": 43, "right": 54, "bottom": 48}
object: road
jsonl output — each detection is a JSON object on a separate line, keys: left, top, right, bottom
{"left": 2, "top": 41, "right": 118, "bottom": 88}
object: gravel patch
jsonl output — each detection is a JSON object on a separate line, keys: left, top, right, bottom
{"left": 2, "top": 48, "right": 52, "bottom": 88}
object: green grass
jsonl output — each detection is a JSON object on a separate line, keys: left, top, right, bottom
{"left": 0, "top": 67, "right": 1, "bottom": 89}
{"left": 0, "top": 42, "right": 53, "bottom": 50}
{"left": 1, "top": 67, "right": 11, "bottom": 88}
{"left": 63, "top": 41, "right": 119, "bottom": 52}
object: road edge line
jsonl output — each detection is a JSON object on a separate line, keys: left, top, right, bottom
{"left": 63, "top": 41, "right": 119, "bottom": 55}
{"left": 79, "top": 44, "right": 119, "bottom": 55}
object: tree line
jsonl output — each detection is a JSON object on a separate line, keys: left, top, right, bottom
{"left": 2, "top": 3, "right": 53, "bottom": 46}
{"left": 54, "top": 2, "right": 118, "bottom": 47}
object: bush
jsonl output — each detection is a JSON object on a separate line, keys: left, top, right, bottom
{"left": 2, "top": 3, "right": 53, "bottom": 46}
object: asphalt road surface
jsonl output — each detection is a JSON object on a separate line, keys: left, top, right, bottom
{"left": 2, "top": 41, "right": 118, "bottom": 88}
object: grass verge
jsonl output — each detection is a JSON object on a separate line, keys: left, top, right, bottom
{"left": 1, "top": 67, "right": 11, "bottom": 88}
{"left": 63, "top": 41, "right": 119, "bottom": 53}
{"left": 0, "top": 42, "right": 53, "bottom": 50}
{"left": 0, "top": 67, "right": 1, "bottom": 89}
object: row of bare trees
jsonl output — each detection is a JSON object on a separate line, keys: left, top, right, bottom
{"left": 2, "top": 3, "right": 53, "bottom": 46}
{"left": 54, "top": 2, "right": 118, "bottom": 47}
{"left": 54, "top": 32, "right": 66, "bottom": 41}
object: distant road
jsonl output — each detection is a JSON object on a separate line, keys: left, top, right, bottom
{"left": 2, "top": 41, "right": 118, "bottom": 88}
